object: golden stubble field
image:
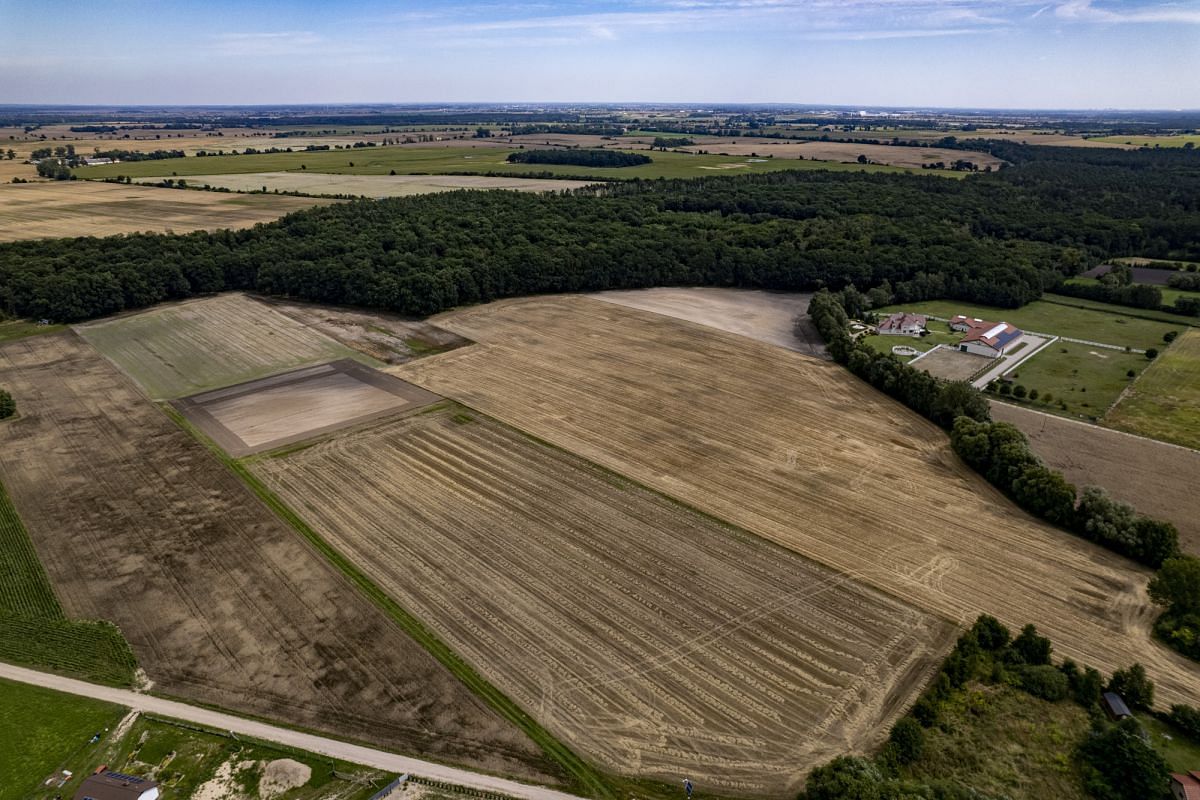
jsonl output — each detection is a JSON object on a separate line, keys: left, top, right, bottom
{"left": 0, "top": 181, "right": 327, "bottom": 241}
{"left": 395, "top": 296, "right": 1200, "bottom": 710}
{"left": 255, "top": 405, "right": 955, "bottom": 796}
{"left": 0, "top": 332, "right": 555, "bottom": 782}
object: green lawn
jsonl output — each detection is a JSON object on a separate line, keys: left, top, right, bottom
{"left": 859, "top": 320, "right": 959, "bottom": 360}
{"left": 0, "top": 679, "right": 126, "bottom": 800}
{"left": 73, "top": 144, "right": 960, "bottom": 182}
{"left": 997, "top": 340, "right": 1150, "bottom": 420}
{"left": 875, "top": 298, "right": 1179, "bottom": 350}
{"left": 1105, "top": 328, "right": 1200, "bottom": 449}
{"left": 1142, "top": 715, "right": 1200, "bottom": 774}
{"left": 1090, "top": 134, "right": 1200, "bottom": 148}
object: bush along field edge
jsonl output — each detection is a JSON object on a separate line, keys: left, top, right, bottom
{"left": 808, "top": 289, "right": 1200, "bottom": 665}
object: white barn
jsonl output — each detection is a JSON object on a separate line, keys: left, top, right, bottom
{"left": 958, "top": 321, "right": 1022, "bottom": 358}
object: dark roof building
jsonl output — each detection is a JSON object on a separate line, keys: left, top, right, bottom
{"left": 1101, "top": 692, "right": 1132, "bottom": 721}
{"left": 1171, "top": 771, "right": 1200, "bottom": 800}
{"left": 74, "top": 771, "right": 160, "bottom": 800}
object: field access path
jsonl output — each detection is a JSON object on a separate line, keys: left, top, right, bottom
{"left": 0, "top": 661, "right": 582, "bottom": 800}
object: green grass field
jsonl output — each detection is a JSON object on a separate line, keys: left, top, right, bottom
{"left": 0, "top": 679, "right": 125, "bottom": 800}
{"left": 859, "top": 320, "right": 959, "bottom": 360}
{"left": 998, "top": 340, "right": 1150, "bottom": 420}
{"left": 73, "top": 144, "right": 959, "bottom": 182}
{"left": 875, "top": 298, "right": 1179, "bottom": 350}
{"left": 0, "top": 481, "right": 137, "bottom": 685}
{"left": 0, "top": 320, "right": 66, "bottom": 344}
{"left": 902, "top": 682, "right": 1091, "bottom": 800}
{"left": 1090, "top": 134, "right": 1200, "bottom": 148}
{"left": 1105, "top": 328, "right": 1200, "bottom": 449}
{"left": 1062, "top": 276, "right": 1200, "bottom": 309}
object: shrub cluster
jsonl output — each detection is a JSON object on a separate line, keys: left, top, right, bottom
{"left": 0, "top": 388, "right": 13, "bottom": 420}
{"left": 1148, "top": 555, "right": 1200, "bottom": 660}
{"left": 505, "top": 149, "right": 652, "bottom": 167}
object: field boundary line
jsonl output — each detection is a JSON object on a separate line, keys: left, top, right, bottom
{"left": 156, "top": 403, "right": 618, "bottom": 800}
{"left": 990, "top": 399, "right": 1200, "bottom": 455}
{"left": 1043, "top": 294, "right": 1200, "bottom": 329}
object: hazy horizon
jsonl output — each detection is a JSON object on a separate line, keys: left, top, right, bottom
{"left": 2, "top": 0, "right": 1199, "bottom": 109}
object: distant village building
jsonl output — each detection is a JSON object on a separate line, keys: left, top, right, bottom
{"left": 1101, "top": 692, "right": 1133, "bottom": 722}
{"left": 1171, "top": 771, "right": 1200, "bottom": 800}
{"left": 954, "top": 318, "right": 1023, "bottom": 358}
{"left": 877, "top": 312, "right": 926, "bottom": 337}
{"left": 74, "top": 771, "right": 159, "bottom": 800}
{"left": 83, "top": 157, "right": 115, "bottom": 166}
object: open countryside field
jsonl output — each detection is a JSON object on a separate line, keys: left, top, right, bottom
{"left": 74, "top": 145, "right": 958, "bottom": 181}
{"left": 76, "top": 294, "right": 368, "bottom": 399}
{"left": 0, "top": 679, "right": 125, "bottom": 800}
{"left": 0, "top": 333, "right": 554, "bottom": 782}
{"left": 1104, "top": 328, "right": 1200, "bottom": 449}
{"left": 593, "top": 287, "right": 822, "bottom": 355}
{"left": 1090, "top": 134, "right": 1200, "bottom": 148}
{"left": 256, "top": 405, "right": 955, "bottom": 797}
{"left": 679, "top": 140, "right": 1007, "bottom": 170}
{"left": 396, "top": 296, "right": 1200, "bottom": 711}
{"left": 875, "top": 298, "right": 1179, "bottom": 349}
{"left": 998, "top": 340, "right": 1150, "bottom": 419}
{"left": 0, "top": 181, "right": 327, "bottom": 242}
{"left": 135, "top": 172, "right": 599, "bottom": 197}
{"left": 990, "top": 403, "right": 1200, "bottom": 555}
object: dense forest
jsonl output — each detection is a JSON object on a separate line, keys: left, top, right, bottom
{"left": 0, "top": 142, "right": 1196, "bottom": 323}
{"left": 506, "top": 149, "right": 652, "bottom": 167}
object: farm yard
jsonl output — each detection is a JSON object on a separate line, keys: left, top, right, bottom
{"left": 1104, "top": 328, "right": 1200, "bottom": 449}
{"left": 76, "top": 294, "right": 368, "bottom": 399}
{"left": 136, "top": 172, "right": 600, "bottom": 197}
{"left": 177, "top": 360, "right": 440, "bottom": 456}
{"left": 593, "top": 287, "right": 821, "bottom": 355}
{"left": 0, "top": 332, "right": 555, "bottom": 783}
{"left": 255, "top": 405, "right": 955, "bottom": 797}
{"left": 396, "top": 296, "right": 1200, "bottom": 711}
{"left": 0, "top": 181, "right": 327, "bottom": 242}
{"left": 908, "top": 346, "right": 990, "bottom": 382}
{"left": 990, "top": 403, "right": 1200, "bottom": 555}
{"left": 1001, "top": 340, "right": 1150, "bottom": 419}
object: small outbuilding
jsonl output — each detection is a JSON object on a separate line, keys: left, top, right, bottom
{"left": 74, "top": 771, "right": 159, "bottom": 800}
{"left": 1101, "top": 692, "right": 1132, "bottom": 721}
{"left": 877, "top": 312, "right": 927, "bottom": 337}
{"left": 1171, "top": 772, "right": 1200, "bottom": 800}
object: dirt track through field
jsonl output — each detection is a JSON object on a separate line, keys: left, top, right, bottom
{"left": 395, "top": 296, "right": 1200, "bottom": 711}
{"left": 0, "top": 332, "right": 554, "bottom": 783}
{"left": 256, "top": 407, "right": 955, "bottom": 797}
{"left": 138, "top": 172, "right": 599, "bottom": 197}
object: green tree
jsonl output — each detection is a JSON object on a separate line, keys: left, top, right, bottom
{"left": 1012, "top": 384, "right": 1028, "bottom": 399}
{"left": 1011, "top": 465, "right": 1077, "bottom": 525}
{"left": 801, "top": 756, "right": 883, "bottom": 800}
{"left": 1149, "top": 556, "right": 1200, "bottom": 615}
{"left": 888, "top": 717, "right": 925, "bottom": 764}
{"left": 1012, "top": 624, "right": 1052, "bottom": 665}
{"left": 971, "top": 615, "right": 1011, "bottom": 650}
{"left": 1078, "top": 718, "right": 1171, "bottom": 800}
{"left": 0, "top": 388, "right": 14, "bottom": 419}
{"left": 1146, "top": 348, "right": 1159, "bottom": 359}
{"left": 1106, "top": 664, "right": 1154, "bottom": 710}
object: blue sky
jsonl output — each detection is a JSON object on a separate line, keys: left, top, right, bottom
{"left": 1, "top": 0, "right": 1197, "bottom": 108}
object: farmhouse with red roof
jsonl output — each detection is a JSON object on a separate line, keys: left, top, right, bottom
{"left": 1171, "top": 771, "right": 1200, "bottom": 800}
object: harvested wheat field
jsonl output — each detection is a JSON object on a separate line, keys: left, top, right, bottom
{"left": 593, "top": 288, "right": 822, "bottom": 356}
{"left": 0, "top": 332, "right": 555, "bottom": 782}
{"left": 991, "top": 403, "right": 1200, "bottom": 555}
{"left": 177, "top": 360, "right": 440, "bottom": 455}
{"left": 396, "top": 296, "right": 1200, "bottom": 710}
{"left": 0, "top": 181, "right": 326, "bottom": 241}
{"left": 680, "top": 140, "right": 1007, "bottom": 170}
{"left": 77, "top": 294, "right": 366, "bottom": 399}
{"left": 137, "top": 172, "right": 599, "bottom": 197}
{"left": 256, "top": 405, "right": 955, "bottom": 796}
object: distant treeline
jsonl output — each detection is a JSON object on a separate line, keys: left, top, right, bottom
{"left": 506, "top": 149, "right": 651, "bottom": 167}
{"left": 1, "top": 143, "right": 1197, "bottom": 323}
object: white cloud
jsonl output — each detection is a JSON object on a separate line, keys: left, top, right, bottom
{"left": 211, "top": 31, "right": 325, "bottom": 56}
{"left": 1054, "top": 0, "right": 1200, "bottom": 24}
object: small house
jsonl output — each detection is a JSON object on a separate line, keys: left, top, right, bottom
{"left": 877, "top": 312, "right": 927, "bottom": 337}
{"left": 74, "top": 771, "right": 159, "bottom": 800}
{"left": 958, "top": 321, "right": 1022, "bottom": 358}
{"left": 949, "top": 315, "right": 988, "bottom": 332}
{"left": 1171, "top": 772, "right": 1200, "bottom": 800}
{"left": 1101, "top": 692, "right": 1132, "bottom": 722}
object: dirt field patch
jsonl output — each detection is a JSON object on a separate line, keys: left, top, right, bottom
{"left": 134, "top": 172, "right": 599, "bottom": 197}
{"left": 0, "top": 181, "right": 326, "bottom": 242}
{"left": 1104, "top": 329, "right": 1200, "bottom": 450}
{"left": 990, "top": 403, "right": 1200, "bottom": 555}
{"left": 680, "top": 141, "right": 1007, "bottom": 170}
{"left": 177, "top": 360, "right": 440, "bottom": 456}
{"left": 76, "top": 294, "right": 366, "bottom": 399}
{"left": 0, "top": 333, "right": 553, "bottom": 782}
{"left": 255, "top": 405, "right": 954, "bottom": 797}
{"left": 395, "top": 296, "right": 1200, "bottom": 712}
{"left": 910, "top": 346, "right": 991, "bottom": 381}
{"left": 593, "top": 287, "right": 822, "bottom": 356}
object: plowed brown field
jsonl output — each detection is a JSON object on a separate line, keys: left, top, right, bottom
{"left": 0, "top": 333, "right": 554, "bottom": 783}
{"left": 394, "top": 296, "right": 1200, "bottom": 711}
{"left": 255, "top": 406, "right": 955, "bottom": 797}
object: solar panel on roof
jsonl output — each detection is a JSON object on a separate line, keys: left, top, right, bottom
{"left": 104, "top": 771, "right": 145, "bottom": 784}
